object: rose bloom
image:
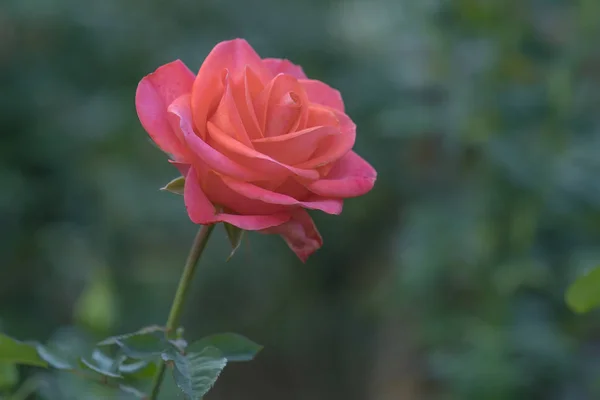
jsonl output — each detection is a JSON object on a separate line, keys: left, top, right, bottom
{"left": 136, "top": 39, "right": 376, "bottom": 261}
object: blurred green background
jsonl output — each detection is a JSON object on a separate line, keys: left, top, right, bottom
{"left": 3, "top": 0, "right": 600, "bottom": 398}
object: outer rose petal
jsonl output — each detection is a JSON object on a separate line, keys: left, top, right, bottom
{"left": 136, "top": 60, "right": 195, "bottom": 160}
{"left": 261, "top": 209, "right": 323, "bottom": 262}
{"left": 299, "top": 79, "right": 345, "bottom": 112}
{"left": 263, "top": 58, "right": 307, "bottom": 79}
{"left": 192, "top": 39, "right": 272, "bottom": 138}
{"left": 305, "top": 151, "right": 377, "bottom": 198}
{"left": 220, "top": 175, "right": 343, "bottom": 215}
{"left": 184, "top": 166, "right": 290, "bottom": 230}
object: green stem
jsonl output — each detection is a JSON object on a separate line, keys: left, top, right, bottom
{"left": 149, "top": 224, "right": 216, "bottom": 400}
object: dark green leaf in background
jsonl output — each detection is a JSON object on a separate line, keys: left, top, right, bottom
{"left": 0, "top": 334, "right": 47, "bottom": 367}
{"left": 0, "top": 362, "right": 18, "bottom": 390}
{"left": 566, "top": 266, "right": 600, "bottom": 313}
{"left": 187, "top": 333, "right": 262, "bottom": 362}
{"left": 98, "top": 326, "right": 168, "bottom": 360}
{"left": 36, "top": 344, "right": 74, "bottom": 370}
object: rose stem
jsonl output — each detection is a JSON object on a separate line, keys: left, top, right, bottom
{"left": 149, "top": 223, "right": 216, "bottom": 400}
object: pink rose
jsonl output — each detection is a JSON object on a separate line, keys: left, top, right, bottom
{"left": 136, "top": 39, "right": 376, "bottom": 261}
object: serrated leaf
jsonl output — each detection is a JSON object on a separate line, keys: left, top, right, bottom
{"left": 98, "top": 326, "right": 168, "bottom": 360}
{"left": 162, "top": 347, "right": 227, "bottom": 399}
{"left": 566, "top": 266, "right": 600, "bottom": 313}
{"left": 36, "top": 344, "right": 74, "bottom": 370}
{"left": 187, "top": 333, "right": 262, "bottom": 362}
{"left": 161, "top": 176, "right": 185, "bottom": 195}
{"left": 0, "top": 334, "right": 47, "bottom": 367}
{"left": 223, "top": 223, "right": 245, "bottom": 261}
{"left": 0, "top": 362, "right": 18, "bottom": 389}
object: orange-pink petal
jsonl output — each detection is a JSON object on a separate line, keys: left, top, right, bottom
{"left": 299, "top": 79, "right": 345, "bottom": 112}
{"left": 252, "top": 125, "right": 338, "bottom": 165}
{"left": 263, "top": 58, "right": 307, "bottom": 79}
{"left": 296, "top": 111, "right": 356, "bottom": 169}
{"left": 191, "top": 39, "right": 272, "bottom": 139}
{"left": 168, "top": 95, "right": 264, "bottom": 181}
{"left": 184, "top": 166, "right": 291, "bottom": 230}
{"left": 253, "top": 74, "right": 309, "bottom": 136}
{"left": 305, "top": 151, "right": 377, "bottom": 198}
{"left": 135, "top": 60, "right": 195, "bottom": 160}
{"left": 208, "top": 70, "right": 253, "bottom": 147}
{"left": 206, "top": 121, "right": 320, "bottom": 180}
{"left": 220, "top": 175, "right": 342, "bottom": 215}
{"left": 260, "top": 209, "right": 323, "bottom": 262}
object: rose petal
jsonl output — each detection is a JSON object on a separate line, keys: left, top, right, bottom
{"left": 207, "top": 121, "right": 320, "bottom": 181}
{"left": 168, "top": 95, "right": 264, "bottom": 181}
{"left": 136, "top": 60, "right": 195, "bottom": 160}
{"left": 209, "top": 70, "right": 253, "bottom": 147}
{"left": 296, "top": 111, "right": 356, "bottom": 169}
{"left": 260, "top": 209, "right": 323, "bottom": 262}
{"left": 192, "top": 39, "right": 272, "bottom": 138}
{"left": 263, "top": 58, "right": 307, "bottom": 79}
{"left": 253, "top": 74, "right": 309, "bottom": 136}
{"left": 299, "top": 79, "right": 345, "bottom": 112}
{"left": 184, "top": 166, "right": 291, "bottom": 230}
{"left": 202, "top": 171, "right": 289, "bottom": 215}
{"left": 220, "top": 175, "right": 342, "bottom": 215}
{"left": 252, "top": 125, "right": 338, "bottom": 165}
{"left": 169, "top": 160, "right": 191, "bottom": 176}
{"left": 305, "top": 151, "right": 377, "bottom": 198}
{"left": 235, "top": 66, "right": 264, "bottom": 140}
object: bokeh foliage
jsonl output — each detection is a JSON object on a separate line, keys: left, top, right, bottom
{"left": 2, "top": 0, "right": 600, "bottom": 399}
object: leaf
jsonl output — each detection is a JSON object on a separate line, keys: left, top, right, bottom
{"left": 0, "top": 334, "right": 47, "bottom": 367}
{"left": 0, "top": 362, "right": 18, "bottom": 390}
{"left": 566, "top": 266, "right": 600, "bottom": 313}
{"left": 118, "top": 383, "right": 148, "bottom": 398}
{"left": 160, "top": 176, "right": 185, "bottom": 195}
{"left": 118, "top": 359, "right": 152, "bottom": 375}
{"left": 187, "top": 333, "right": 263, "bottom": 362}
{"left": 223, "top": 223, "right": 245, "bottom": 261}
{"left": 80, "top": 357, "right": 123, "bottom": 378}
{"left": 98, "top": 326, "right": 168, "bottom": 360}
{"left": 36, "top": 344, "right": 74, "bottom": 370}
{"left": 162, "top": 347, "right": 227, "bottom": 399}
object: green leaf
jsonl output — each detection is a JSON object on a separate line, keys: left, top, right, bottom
{"left": 80, "top": 357, "right": 123, "bottom": 378}
{"left": 0, "top": 362, "right": 18, "bottom": 390}
{"left": 36, "top": 344, "right": 74, "bottom": 370}
{"left": 117, "top": 383, "right": 148, "bottom": 398}
{"left": 0, "top": 334, "right": 47, "bottom": 367}
{"left": 162, "top": 347, "right": 227, "bottom": 399}
{"left": 223, "top": 223, "right": 245, "bottom": 261}
{"left": 566, "top": 266, "right": 600, "bottom": 313}
{"left": 118, "top": 359, "right": 152, "bottom": 376}
{"left": 160, "top": 176, "right": 185, "bottom": 195}
{"left": 98, "top": 326, "right": 168, "bottom": 360}
{"left": 187, "top": 333, "right": 262, "bottom": 362}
